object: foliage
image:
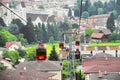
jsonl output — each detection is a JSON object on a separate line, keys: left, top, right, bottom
{"left": 72, "top": 23, "right": 79, "bottom": 29}
{"left": 49, "top": 36, "right": 55, "bottom": 44}
{"left": 25, "top": 46, "right": 36, "bottom": 61}
{"left": 0, "top": 63, "right": 7, "bottom": 71}
{"left": 0, "top": 29, "right": 17, "bottom": 47}
{"left": 0, "top": 17, "right": 6, "bottom": 27}
{"left": 46, "top": 43, "right": 59, "bottom": 56}
{"left": 38, "top": 5, "right": 44, "bottom": 9}
{"left": 68, "top": 8, "right": 72, "bottom": 17}
{"left": 82, "top": 11, "right": 89, "bottom": 19}
{"left": 48, "top": 45, "right": 59, "bottom": 61}
{"left": 90, "top": 42, "right": 120, "bottom": 46}
{"left": 23, "top": 18, "right": 36, "bottom": 44}
{"left": 116, "top": 0, "right": 120, "bottom": 15}
{"left": 8, "top": 23, "right": 19, "bottom": 35}
{"left": 88, "top": 5, "right": 97, "bottom": 16}
{"left": 106, "top": 13, "right": 115, "bottom": 32}
{"left": 62, "top": 61, "right": 71, "bottom": 79}
{"left": 85, "top": 28, "right": 96, "bottom": 37}
{"left": 2, "top": 50, "right": 20, "bottom": 64}
{"left": 42, "top": 23, "right": 48, "bottom": 43}
{"left": 16, "top": 34, "right": 28, "bottom": 46}
{"left": 16, "top": 48, "right": 26, "bottom": 58}
{"left": 109, "top": 32, "right": 120, "bottom": 42}
{"left": 76, "top": 70, "right": 85, "bottom": 80}
{"left": 97, "top": 8, "right": 103, "bottom": 15}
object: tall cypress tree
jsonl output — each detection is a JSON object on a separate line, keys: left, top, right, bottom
{"left": 42, "top": 23, "right": 48, "bottom": 43}
{"left": 48, "top": 45, "right": 59, "bottom": 61}
{"left": 68, "top": 8, "right": 72, "bottom": 17}
{"left": 106, "top": 13, "right": 115, "bottom": 32}
{"left": 116, "top": 0, "right": 120, "bottom": 15}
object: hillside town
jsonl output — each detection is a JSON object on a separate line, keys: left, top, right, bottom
{"left": 0, "top": 0, "right": 120, "bottom": 80}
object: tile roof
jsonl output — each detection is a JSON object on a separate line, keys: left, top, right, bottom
{"left": 17, "top": 60, "right": 62, "bottom": 71}
{"left": 0, "top": 69, "right": 55, "bottom": 80}
{"left": 100, "top": 29, "right": 111, "bottom": 35}
{"left": 91, "top": 33, "right": 104, "bottom": 39}
{"left": 27, "top": 13, "right": 49, "bottom": 22}
{"left": 84, "top": 53, "right": 120, "bottom": 74}
{"left": 5, "top": 42, "right": 22, "bottom": 48}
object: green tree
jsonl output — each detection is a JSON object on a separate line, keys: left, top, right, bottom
{"left": 0, "top": 29, "right": 17, "bottom": 47}
{"left": 116, "top": 0, "right": 120, "bottom": 15}
{"left": 2, "top": 50, "right": 20, "bottom": 64}
{"left": 88, "top": 5, "right": 97, "bottom": 16}
{"left": 0, "top": 17, "right": 6, "bottom": 27}
{"left": 107, "top": 0, "right": 116, "bottom": 12}
{"left": 25, "top": 46, "right": 36, "bottom": 61}
{"left": 0, "top": 63, "right": 7, "bottom": 71}
{"left": 16, "top": 48, "right": 26, "bottom": 58}
{"left": 85, "top": 28, "right": 96, "bottom": 37}
{"left": 49, "top": 36, "right": 55, "bottom": 44}
{"left": 72, "top": 23, "right": 79, "bottom": 29}
{"left": 38, "top": 4, "right": 44, "bottom": 9}
{"left": 48, "top": 45, "right": 59, "bottom": 61}
{"left": 97, "top": 8, "right": 103, "bottom": 15}
{"left": 16, "top": 33, "right": 28, "bottom": 46}
{"left": 8, "top": 23, "right": 19, "bottom": 35}
{"left": 42, "top": 23, "right": 48, "bottom": 43}
{"left": 82, "top": 11, "right": 89, "bottom": 19}
{"left": 68, "top": 8, "right": 72, "bottom": 17}
{"left": 106, "top": 13, "right": 115, "bottom": 32}
{"left": 94, "top": 1, "right": 103, "bottom": 9}
{"left": 23, "top": 18, "right": 36, "bottom": 43}
{"left": 76, "top": 70, "right": 85, "bottom": 80}
{"left": 11, "top": 19, "right": 24, "bottom": 33}
{"left": 112, "top": 10, "right": 118, "bottom": 19}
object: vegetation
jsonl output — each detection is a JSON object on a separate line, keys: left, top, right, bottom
{"left": 0, "top": 63, "right": 7, "bottom": 71}
{"left": 0, "top": 29, "right": 17, "bottom": 47}
{"left": 48, "top": 45, "right": 59, "bottom": 61}
{"left": 2, "top": 50, "right": 20, "bottom": 64}
{"left": 90, "top": 42, "right": 120, "bottom": 46}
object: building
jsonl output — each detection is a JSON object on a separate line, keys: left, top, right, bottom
{"left": 17, "top": 60, "right": 62, "bottom": 80}
{"left": 0, "top": 69, "right": 55, "bottom": 80}
{"left": 83, "top": 53, "right": 120, "bottom": 80}
{"left": 5, "top": 42, "right": 22, "bottom": 51}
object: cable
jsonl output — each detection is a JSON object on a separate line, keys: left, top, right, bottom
{"left": 0, "top": 2, "right": 27, "bottom": 23}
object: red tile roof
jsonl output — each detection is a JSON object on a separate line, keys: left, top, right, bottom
{"left": 6, "top": 42, "right": 22, "bottom": 48}
{"left": 91, "top": 33, "right": 104, "bottom": 39}
{"left": 84, "top": 53, "right": 120, "bottom": 74}
{"left": 84, "top": 60, "right": 120, "bottom": 73}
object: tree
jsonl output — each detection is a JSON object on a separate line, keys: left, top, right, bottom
{"left": 11, "top": 19, "right": 24, "bottom": 33}
{"left": 107, "top": 0, "right": 116, "bottom": 12}
{"left": 72, "top": 23, "right": 79, "bottom": 29}
{"left": 8, "top": 23, "right": 19, "bottom": 35}
{"left": 49, "top": 36, "right": 55, "bottom": 44}
{"left": 0, "top": 29, "right": 17, "bottom": 47}
{"left": 116, "top": 0, "right": 120, "bottom": 15}
{"left": 2, "top": 50, "right": 20, "bottom": 64}
{"left": 16, "top": 33, "right": 28, "bottom": 46}
{"left": 38, "top": 4, "right": 44, "bottom": 9}
{"left": 23, "top": 18, "right": 36, "bottom": 44}
{"left": 97, "top": 8, "right": 103, "bottom": 15}
{"left": 88, "top": 5, "right": 97, "bottom": 16}
{"left": 68, "top": 8, "right": 72, "bottom": 17}
{"left": 48, "top": 45, "right": 59, "bottom": 61}
{"left": 0, "top": 17, "right": 6, "bottom": 27}
{"left": 0, "top": 63, "right": 7, "bottom": 71}
{"left": 42, "top": 23, "right": 48, "bottom": 43}
{"left": 106, "top": 13, "right": 115, "bottom": 32}
{"left": 82, "top": 11, "right": 89, "bottom": 19}
{"left": 94, "top": 1, "right": 103, "bottom": 9}
{"left": 25, "top": 46, "right": 36, "bottom": 61}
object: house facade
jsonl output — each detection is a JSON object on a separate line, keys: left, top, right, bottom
{"left": 6, "top": 42, "right": 22, "bottom": 51}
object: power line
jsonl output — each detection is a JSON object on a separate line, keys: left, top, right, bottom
{"left": 0, "top": 2, "right": 27, "bottom": 23}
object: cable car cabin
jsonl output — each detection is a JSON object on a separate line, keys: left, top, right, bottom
{"left": 36, "top": 48, "right": 47, "bottom": 60}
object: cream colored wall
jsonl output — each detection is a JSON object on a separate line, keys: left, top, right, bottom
{"left": 48, "top": 71, "right": 62, "bottom": 80}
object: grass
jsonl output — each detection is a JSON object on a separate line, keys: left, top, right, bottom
{"left": 90, "top": 42, "right": 120, "bottom": 46}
